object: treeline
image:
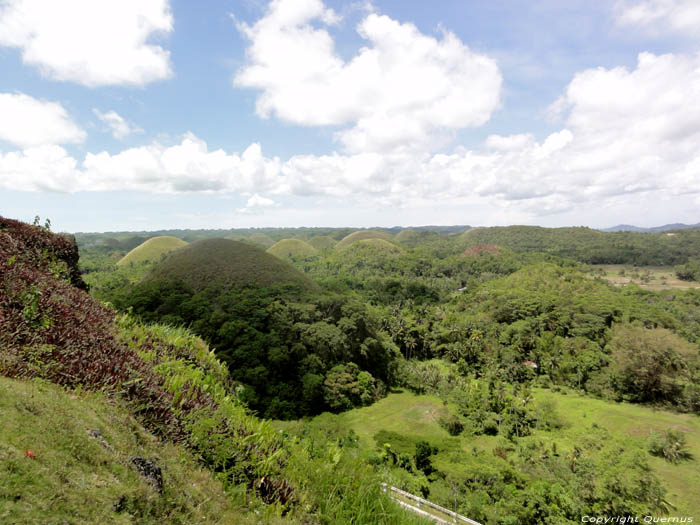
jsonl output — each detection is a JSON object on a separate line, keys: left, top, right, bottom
{"left": 460, "top": 225, "right": 700, "bottom": 265}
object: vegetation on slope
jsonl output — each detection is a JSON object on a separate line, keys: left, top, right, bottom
{"left": 117, "top": 236, "right": 188, "bottom": 266}
{"left": 336, "top": 230, "right": 394, "bottom": 250}
{"left": 1, "top": 216, "right": 427, "bottom": 524}
{"left": 0, "top": 376, "right": 244, "bottom": 524}
{"left": 267, "top": 238, "right": 318, "bottom": 260}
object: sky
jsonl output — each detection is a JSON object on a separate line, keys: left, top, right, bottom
{"left": 1, "top": 0, "right": 699, "bottom": 233}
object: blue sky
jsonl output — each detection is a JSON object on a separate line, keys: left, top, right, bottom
{"left": 1, "top": 0, "right": 699, "bottom": 232}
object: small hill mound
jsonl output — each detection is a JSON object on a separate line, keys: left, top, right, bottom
{"left": 145, "top": 238, "right": 318, "bottom": 292}
{"left": 248, "top": 232, "right": 276, "bottom": 249}
{"left": 394, "top": 229, "right": 444, "bottom": 248}
{"left": 267, "top": 239, "right": 318, "bottom": 260}
{"left": 336, "top": 230, "right": 393, "bottom": 250}
{"left": 352, "top": 238, "right": 403, "bottom": 254}
{"left": 117, "top": 236, "right": 187, "bottom": 266}
{"left": 308, "top": 235, "right": 337, "bottom": 251}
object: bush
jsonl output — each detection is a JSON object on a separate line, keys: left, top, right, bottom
{"left": 648, "top": 430, "right": 692, "bottom": 463}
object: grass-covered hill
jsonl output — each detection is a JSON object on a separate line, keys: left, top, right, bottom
{"left": 143, "top": 238, "right": 318, "bottom": 293}
{"left": 267, "top": 238, "right": 318, "bottom": 260}
{"left": 352, "top": 238, "right": 403, "bottom": 254}
{"left": 308, "top": 235, "right": 337, "bottom": 251}
{"left": 459, "top": 225, "right": 700, "bottom": 265}
{"left": 117, "top": 235, "right": 188, "bottom": 266}
{"left": 336, "top": 230, "right": 394, "bottom": 250}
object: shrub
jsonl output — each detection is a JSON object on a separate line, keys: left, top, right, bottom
{"left": 648, "top": 430, "right": 692, "bottom": 463}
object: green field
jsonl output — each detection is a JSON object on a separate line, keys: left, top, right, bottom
{"left": 331, "top": 388, "right": 700, "bottom": 517}
{"left": 591, "top": 264, "right": 700, "bottom": 290}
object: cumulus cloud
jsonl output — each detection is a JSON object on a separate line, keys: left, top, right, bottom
{"left": 2, "top": 50, "right": 699, "bottom": 226}
{"left": 614, "top": 0, "right": 700, "bottom": 37}
{"left": 0, "top": 0, "right": 173, "bottom": 86}
{"left": 237, "top": 193, "right": 277, "bottom": 214}
{"left": 234, "top": 0, "right": 502, "bottom": 153}
{"left": 0, "top": 92, "right": 86, "bottom": 148}
{"left": 93, "top": 109, "right": 143, "bottom": 140}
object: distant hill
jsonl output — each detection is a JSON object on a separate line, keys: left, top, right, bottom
{"left": 267, "top": 238, "right": 318, "bottom": 260}
{"left": 144, "top": 238, "right": 318, "bottom": 292}
{"left": 458, "top": 225, "right": 700, "bottom": 265}
{"left": 117, "top": 236, "right": 187, "bottom": 266}
{"left": 336, "top": 230, "right": 394, "bottom": 250}
{"left": 351, "top": 238, "right": 403, "bottom": 254}
{"left": 308, "top": 235, "right": 337, "bottom": 251}
{"left": 602, "top": 223, "right": 700, "bottom": 232}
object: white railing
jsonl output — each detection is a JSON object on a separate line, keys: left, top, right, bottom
{"left": 381, "top": 483, "right": 482, "bottom": 525}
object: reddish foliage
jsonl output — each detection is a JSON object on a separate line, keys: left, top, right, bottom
{"left": 0, "top": 217, "right": 182, "bottom": 440}
{"left": 461, "top": 244, "right": 501, "bottom": 257}
{"left": 0, "top": 217, "right": 294, "bottom": 503}
{"left": 0, "top": 216, "right": 86, "bottom": 290}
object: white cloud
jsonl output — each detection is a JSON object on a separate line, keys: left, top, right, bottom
{"left": 0, "top": 0, "right": 173, "bottom": 86}
{"left": 0, "top": 92, "right": 86, "bottom": 148}
{"left": 614, "top": 0, "right": 700, "bottom": 37}
{"left": 237, "top": 193, "right": 277, "bottom": 214}
{"left": 93, "top": 109, "right": 143, "bottom": 140}
{"left": 234, "top": 0, "right": 501, "bottom": 153}
{"left": 2, "top": 51, "right": 700, "bottom": 227}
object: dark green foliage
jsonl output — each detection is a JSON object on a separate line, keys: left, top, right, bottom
{"left": 608, "top": 324, "right": 697, "bottom": 405}
{"left": 675, "top": 259, "right": 700, "bottom": 281}
{"left": 460, "top": 225, "right": 700, "bottom": 265}
{"left": 118, "top": 274, "right": 395, "bottom": 418}
{"left": 647, "top": 430, "right": 692, "bottom": 463}
{"left": 414, "top": 441, "right": 438, "bottom": 475}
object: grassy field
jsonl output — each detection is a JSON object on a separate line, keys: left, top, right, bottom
{"left": 0, "top": 376, "right": 248, "bottom": 524}
{"left": 332, "top": 388, "right": 700, "bottom": 517}
{"left": 591, "top": 264, "right": 700, "bottom": 290}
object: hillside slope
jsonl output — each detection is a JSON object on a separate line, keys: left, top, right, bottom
{"left": 0, "top": 376, "right": 244, "bottom": 524}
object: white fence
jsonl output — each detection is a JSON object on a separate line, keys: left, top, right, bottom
{"left": 381, "top": 483, "right": 482, "bottom": 525}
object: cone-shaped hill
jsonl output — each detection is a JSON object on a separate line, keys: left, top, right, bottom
{"left": 336, "top": 230, "right": 393, "bottom": 249}
{"left": 394, "top": 229, "right": 443, "bottom": 247}
{"left": 144, "top": 238, "right": 318, "bottom": 293}
{"left": 267, "top": 238, "right": 318, "bottom": 260}
{"left": 308, "top": 235, "right": 337, "bottom": 251}
{"left": 117, "top": 236, "right": 187, "bottom": 266}
{"left": 351, "top": 238, "right": 402, "bottom": 254}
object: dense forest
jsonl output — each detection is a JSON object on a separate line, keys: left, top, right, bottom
{"left": 3, "top": 217, "right": 699, "bottom": 523}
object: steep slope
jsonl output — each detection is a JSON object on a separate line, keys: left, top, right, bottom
{"left": 0, "top": 376, "right": 243, "bottom": 524}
